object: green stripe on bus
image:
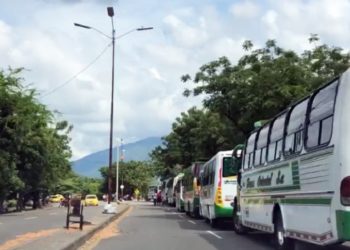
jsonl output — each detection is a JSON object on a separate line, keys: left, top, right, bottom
{"left": 336, "top": 210, "right": 350, "bottom": 241}
{"left": 243, "top": 197, "right": 331, "bottom": 205}
{"left": 245, "top": 184, "right": 300, "bottom": 193}
{"left": 214, "top": 204, "right": 233, "bottom": 218}
{"left": 280, "top": 198, "right": 331, "bottom": 205}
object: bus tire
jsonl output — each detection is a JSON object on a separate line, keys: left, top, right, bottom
{"left": 186, "top": 202, "right": 191, "bottom": 216}
{"left": 210, "top": 217, "right": 218, "bottom": 228}
{"left": 193, "top": 206, "right": 200, "bottom": 218}
{"left": 233, "top": 208, "right": 247, "bottom": 235}
{"left": 274, "top": 211, "right": 294, "bottom": 250}
{"left": 209, "top": 208, "right": 218, "bottom": 228}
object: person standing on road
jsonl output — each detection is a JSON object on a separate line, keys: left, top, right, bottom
{"left": 156, "top": 190, "right": 162, "bottom": 206}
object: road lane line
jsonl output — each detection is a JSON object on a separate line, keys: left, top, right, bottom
{"left": 207, "top": 230, "right": 223, "bottom": 239}
{"left": 24, "top": 216, "right": 37, "bottom": 220}
{"left": 178, "top": 214, "right": 184, "bottom": 218}
{"left": 49, "top": 212, "right": 58, "bottom": 215}
{"left": 188, "top": 220, "right": 196, "bottom": 224}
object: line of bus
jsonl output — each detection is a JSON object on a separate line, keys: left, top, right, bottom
{"left": 231, "top": 69, "right": 350, "bottom": 249}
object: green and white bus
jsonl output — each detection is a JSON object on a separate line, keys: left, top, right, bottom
{"left": 232, "top": 69, "right": 350, "bottom": 249}
{"left": 200, "top": 150, "right": 238, "bottom": 227}
{"left": 183, "top": 162, "right": 204, "bottom": 218}
{"left": 174, "top": 173, "right": 185, "bottom": 212}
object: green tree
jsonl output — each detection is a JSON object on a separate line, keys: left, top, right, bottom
{"left": 150, "top": 107, "right": 241, "bottom": 179}
{"left": 100, "top": 160, "right": 156, "bottom": 199}
{"left": 182, "top": 36, "right": 350, "bottom": 136}
{"left": 0, "top": 68, "right": 72, "bottom": 210}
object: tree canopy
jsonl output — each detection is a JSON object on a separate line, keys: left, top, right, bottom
{"left": 152, "top": 35, "right": 350, "bottom": 179}
{"left": 182, "top": 36, "right": 350, "bottom": 136}
{"left": 0, "top": 68, "right": 72, "bottom": 210}
{"left": 99, "top": 160, "right": 156, "bottom": 198}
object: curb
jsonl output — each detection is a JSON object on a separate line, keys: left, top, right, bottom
{"left": 62, "top": 205, "right": 130, "bottom": 250}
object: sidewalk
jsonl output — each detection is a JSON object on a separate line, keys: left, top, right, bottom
{"left": 8, "top": 203, "right": 129, "bottom": 250}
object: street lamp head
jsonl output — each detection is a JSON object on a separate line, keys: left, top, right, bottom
{"left": 107, "top": 7, "right": 114, "bottom": 17}
{"left": 137, "top": 26, "right": 154, "bottom": 31}
{"left": 74, "top": 23, "right": 91, "bottom": 29}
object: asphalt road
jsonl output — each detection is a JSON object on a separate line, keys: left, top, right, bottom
{"left": 0, "top": 202, "right": 104, "bottom": 245}
{"left": 94, "top": 202, "right": 350, "bottom": 250}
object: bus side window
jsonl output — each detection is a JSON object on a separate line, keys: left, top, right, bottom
{"left": 208, "top": 162, "right": 212, "bottom": 185}
{"left": 268, "top": 113, "right": 286, "bottom": 162}
{"left": 306, "top": 80, "right": 338, "bottom": 149}
{"left": 203, "top": 165, "right": 208, "bottom": 186}
{"left": 244, "top": 132, "right": 257, "bottom": 170}
{"left": 255, "top": 125, "right": 269, "bottom": 166}
{"left": 284, "top": 98, "right": 308, "bottom": 156}
{"left": 210, "top": 160, "right": 215, "bottom": 185}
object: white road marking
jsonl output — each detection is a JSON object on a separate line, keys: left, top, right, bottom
{"left": 49, "top": 212, "right": 57, "bottom": 215}
{"left": 178, "top": 215, "right": 184, "bottom": 218}
{"left": 207, "top": 230, "right": 223, "bottom": 239}
{"left": 188, "top": 220, "right": 196, "bottom": 224}
{"left": 24, "top": 216, "right": 37, "bottom": 220}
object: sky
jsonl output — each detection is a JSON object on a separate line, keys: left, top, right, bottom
{"left": 0, "top": 0, "right": 349, "bottom": 160}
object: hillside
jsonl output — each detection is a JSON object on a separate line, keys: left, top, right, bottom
{"left": 72, "top": 137, "right": 162, "bottom": 177}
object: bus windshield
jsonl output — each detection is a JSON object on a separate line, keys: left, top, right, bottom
{"left": 222, "top": 157, "right": 237, "bottom": 177}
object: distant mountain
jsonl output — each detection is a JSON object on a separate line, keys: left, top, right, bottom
{"left": 72, "top": 137, "right": 162, "bottom": 177}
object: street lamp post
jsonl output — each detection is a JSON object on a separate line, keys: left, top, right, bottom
{"left": 115, "top": 138, "right": 123, "bottom": 202}
{"left": 107, "top": 6, "right": 115, "bottom": 205}
{"left": 74, "top": 7, "right": 153, "bottom": 206}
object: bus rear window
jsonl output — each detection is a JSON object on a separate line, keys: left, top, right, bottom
{"left": 223, "top": 157, "right": 237, "bottom": 177}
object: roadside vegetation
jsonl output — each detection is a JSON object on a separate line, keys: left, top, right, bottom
{"left": 0, "top": 68, "right": 72, "bottom": 212}
{"left": 151, "top": 35, "right": 350, "bottom": 180}
{"left": 99, "top": 161, "right": 156, "bottom": 199}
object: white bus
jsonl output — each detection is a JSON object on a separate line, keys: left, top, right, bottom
{"left": 200, "top": 150, "right": 237, "bottom": 227}
{"left": 174, "top": 173, "right": 185, "bottom": 211}
{"left": 183, "top": 162, "right": 204, "bottom": 218}
{"left": 232, "top": 69, "right": 350, "bottom": 249}
{"left": 166, "top": 178, "right": 175, "bottom": 206}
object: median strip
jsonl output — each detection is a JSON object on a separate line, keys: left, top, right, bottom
{"left": 63, "top": 204, "right": 130, "bottom": 250}
{"left": 76, "top": 205, "right": 132, "bottom": 250}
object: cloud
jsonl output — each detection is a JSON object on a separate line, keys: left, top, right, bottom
{"left": 230, "top": 1, "right": 260, "bottom": 19}
{"left": 1, "top": 0, "right": 349, "bottom": 161}
{"left": 163, "top": 14, "right": 208, "bottom": 48}
{"left": 261, "top": 10, "right": 279, "bottom": 38}
{"left": 148, "top": 67, "right": 166, "bottom": 82}
{"left": 0, "top": 20, "right": 11, "bottom": 50}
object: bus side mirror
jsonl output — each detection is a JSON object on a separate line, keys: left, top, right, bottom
{"left": 233, "top": 148, "right": 243, "bottom": 159}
